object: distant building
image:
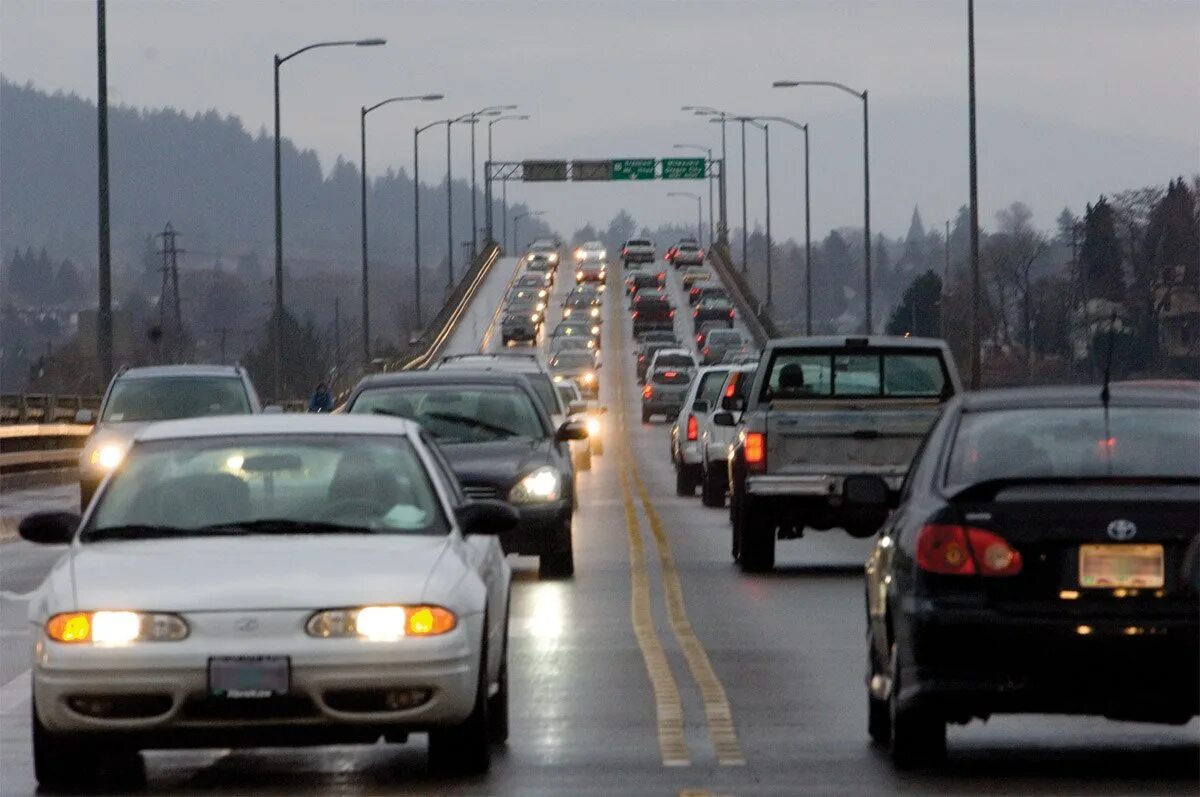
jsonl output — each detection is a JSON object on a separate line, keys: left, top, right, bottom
{"left": 1154, "top": 265, "right": 1199, "bottom": 366}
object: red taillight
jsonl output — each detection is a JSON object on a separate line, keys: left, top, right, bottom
{"left": 669, "top": 309, "right": 675, "bottom": 318}
{"left": 696, "top": 334, "right": 704, "bottom": 343}
{"left": 728, "top": 309, "right": 735, "bottom": 318}
{"left": 642, "top": 384, "right": 653, "bottom": 399}
{"left": 657, "top": 272, "right": 666, "bottom": 281}
{"left": 637, "top": 355, "right": 645, "bottom": 362}
{"left": 632, "top": 311, "right": 639, "bottom": 319}
{"left": 703, "top": 347, "right": 711, "bottom": 356}
{"left": 916, "top": 525, "right": 1022, "bottom": 577}
{"left": 724, "top": 378, "right": 737, "bottom": 398}
{"left": 686, "top": 414, "right": 699, "bottom": 441}
{"left": 698, "top": 249, "right": 706, "bottom": 259}
{"left": 693, "top": 309, "right": 699, "bottom": 317}
{"left": 664, "top": 370, "right": 678, "bottom": 378}
{"left": 621, "top": 248, "right": 628, "bottom": 256}
{"left": 744, "top": 432, "right": 766, "bottom": 471}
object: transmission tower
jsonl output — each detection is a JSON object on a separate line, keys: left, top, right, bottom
{"left": 156, "top": 222, "right": 185, "bottom": 361}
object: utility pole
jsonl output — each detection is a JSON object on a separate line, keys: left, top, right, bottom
{"left": 96, "top": 0, "right": 113, "bottom": 387}
{"left": 942, "top": 219, "right": 951, "bottom": 339}
{"left": 445, "top": 120, "right": 453, "bottom": 291}
{"left": 967, "top": 0, "right": 982, "bottom": 389}
{"left": 740, "top": 118, "right": 748, "bottom": 272}
{"left": 764, "top": 122, "right": 772, "bottom": 307}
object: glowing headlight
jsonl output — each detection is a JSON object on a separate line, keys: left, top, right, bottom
{"left": 575, "top": 249, "right": 584, "bottom": 260}
{"left": 89, "top": 444, "right": 126, "bottom": 470}
{"left": 586, "top": 416, "right": 602, "bottom": 437}
{"left": 576, "top": 271, "right": 584, "bottom": 281}
{"left": 599, "top": 250, "right": 607, "bottom": 259}
{"left": 563, "top": 308, "right": 572, "bottom": 317}
{"left": 587, "top": 340, "right": 596, "bottom": 349}
{"left": 590, "top": 307, "right": 600, "bottom": 318}
{"left": 548, "top": 253, "right": 559, "bottom": 263}
{"left": 509, "top": 466, "right": 561, "bottom": 504}
{"left": 530, "top": 313, "right": 540, "bottom": 323}
{"left": 46, "top": 611, "right": 189, "bottom": 644}
{"left": 580, "top": 372, "right": 596, "bottom": 384}
{"left": 306, "top": 605, "right": 456, "bottom": 640}
{"left": 590, "top": 325, "right": 601, "bottom": 335}
{"left": 538, "top": 289, "right": 547, "bottom": 298}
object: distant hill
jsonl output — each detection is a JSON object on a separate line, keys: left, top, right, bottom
{"left": 0, "top": 78, "right": 547, "bottom": 281}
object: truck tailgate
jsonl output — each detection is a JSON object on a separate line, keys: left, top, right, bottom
{"left": 765, "top": 402, "right": 941, "bottom": 473}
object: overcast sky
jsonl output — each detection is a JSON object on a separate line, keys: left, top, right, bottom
{"left": 3, "top": 0, "right": 1198, "bottom": 240}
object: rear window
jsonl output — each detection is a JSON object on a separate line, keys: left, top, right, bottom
{"left": 637, "top": 298, "right": 671, "bottom": 311}
{"left": 760, "top": 349, "right": 948, "bottom": 400}
{"left": 707, "top": 331, "right": 742, "bottom": 345}
{"left": 349, "top": 386, "right": 547, "bottom": 443}
{"left": 628, "top": 239, "right": 651, "bottom": 246}
{"left": 946, "top": 407, "right": 1200, "bottom": 487}
{"left": 656, "top": 354, "right": 695, "bottom": 368}
{"left": 696, "top": 369, "right": 730, "bottom": 406}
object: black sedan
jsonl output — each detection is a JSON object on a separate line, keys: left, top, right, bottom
{"left": 691, "top": 297, "right": 734, "bottom": 333}
{"left": 345, "top": 371, "right": 587, "bottom": 578}
{"left": 856, "top": 385, "right": 1199, "bottom": 769}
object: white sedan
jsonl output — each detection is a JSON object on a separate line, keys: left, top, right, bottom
{"left": 19, "top": 414, "right": 515, "bottom": 789}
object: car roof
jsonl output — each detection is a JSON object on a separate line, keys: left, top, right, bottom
{"left": 134, "top": 412, "right": 419, "bottom": 442}
{"left": 357, "top": 370, "right": 534, "bottom": 389}
{"left": 767, "top": 334, "right": 949, "bottom": 350}
{"left": 959, "top": 384, "right": 1200, "bottom": 412}
{"left": 117, "top": 364, "right": 243, "bottom": 380}
{"left": 654, "top": 348, "right": 695, "bottom": 359}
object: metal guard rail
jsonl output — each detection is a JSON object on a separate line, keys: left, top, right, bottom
{"left": 707, "top": 243, "right": 780, "bottom": 347}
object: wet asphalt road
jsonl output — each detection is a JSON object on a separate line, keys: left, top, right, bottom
{"left": 0, "top": 255, "right": 1197, "bottom": 796}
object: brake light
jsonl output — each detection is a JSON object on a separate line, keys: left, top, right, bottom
{"left": 724, "top": 377, "right": 738, "bottom": 398}
{"left": 686, "top": 414, "right": 699, "bottom": 441}
{"left": 744, "top": 432, "right": 766, "bottom": 471}
{"left": 621, "top": 248, "right": 628, "bottom": 256}
{"left": 696, "top": 334, "right": 704, "bottom": 343}
{"left": 632, "top": 311, "right": 639, "bottom": 319}
{"left": 642, "top": 384, "right": 653, "bottom": 399}
{"left": 637, "top": 355, "right": 645, "bottom": 362}
{"left": 664, "top": 370, "right": 678, "bottom": 378}
{"left": 657, "top": 272, "right": 666, "bottom": 281}
{"left": 669, "top": 310, "right": 675, "bottom": 318}
{"left": 703, "top": 347, "right": 711, "bottom": 356}
{"left": 916, "top": 525, "right": 1022, "bottom": 577}
{"left": 693, "top": 309, "right": 699, "bottom": 317}
{"left": 729, "top": 310, "right": 735, "bottom": 318}
{"left": 698, "top": 250, "right": 706, "bottom": 259}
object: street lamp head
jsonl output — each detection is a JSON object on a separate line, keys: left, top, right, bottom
{"left": 513, "top": 114, "right": 531, "bottom": 120}
{"left": 356, "top": 38, "right": 387, "bottom": 47}
{"left": 421, "top": 94, "right": 445, "bottom": 101}
{"left": 772, "top": 80, "right": 800, "bottom": 88}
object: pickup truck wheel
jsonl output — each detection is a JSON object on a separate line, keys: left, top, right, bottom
{"left": 674, "top": 464, "right": 698, "bottom": 496}
{"left": 700, "top": 464, "right": 725, "bottom": 507}
{"left": 738, "top": 497, "right": 775, "bottom": 573}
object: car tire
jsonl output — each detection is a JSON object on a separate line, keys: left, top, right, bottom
{"left": 888, "top": 644, "right": 946, "bottom": 770}
{"left": 738, "top": 496, "right": 775, "bottom": 573}
{"left": 729, "top": 488, "right": 742, "bottom": 561}
{"left": 674, "top": 464, "right": 697, "bottom": 497}
{"left": 701, "top": 463, "right": 725, "bottom": 507}
{"left": 429, "top": 637, "right": 491, "bottom": 775}
{"left": 488, "top": 610, "right": 510, "bottom": 744}
{"left": 641, "top": 408, "right": 652, "bottom": 424}
{"left": 33, "top": 704, "right": 144, "bottom": 790}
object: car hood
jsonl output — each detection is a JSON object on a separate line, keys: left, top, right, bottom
{"left": 440, "top": 438, "right": 553, "bottom": 488}
{"left": 64, "top": 535, "right": 453, "bottom": 611}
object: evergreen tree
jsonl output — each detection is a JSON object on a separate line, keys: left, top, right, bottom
{"left": 1080, "top": 197, "right": 1124, "bottom": 301}
{"left": 899, "top": 205, "right": 927, "bottom": 269}
{"left": 55, "top": 259, "right": 84, "bottom": 302}
{"left": 885, "top": 270, "right": 942, "bottom": 338}
{"left": 1145, "top": 178, "right": 1199, "bottom": 274}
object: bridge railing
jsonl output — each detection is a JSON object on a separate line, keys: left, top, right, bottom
{"left": 1, "top": 393, "right": 101, "bottom": 425}
{"left": 707, "top": 243, "right": 780, "bottom": 347}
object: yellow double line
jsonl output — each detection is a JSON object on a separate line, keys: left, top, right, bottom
{"left": 611, "top": 296, "right": 745, "bottom": 769}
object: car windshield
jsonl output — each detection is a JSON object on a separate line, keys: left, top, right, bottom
{"left": 101, "top": 376, "right": 250, "bottom": 422}
{"left": 85, "top": 435, "right": 447, "bottom": 538}
{"left": 762, "top": 349, "right": 948, "bottom": 400}
{"left": 350, "top": 385, "right": 546, "bottom": 443}
{"left": 628, "top": 239, "right": 651, "bottom": 246}
{"left": 707, "top": 331, "right": 742, "bottom": 345}
{"left": 551, "top": 352, "right": 594, "bottom": 369}
{"left": 945, "top": 407, "right": 1200, "bottom": 487}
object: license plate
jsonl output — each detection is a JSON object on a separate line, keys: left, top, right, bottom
{"left": 208, "top": 656, "right": 290, "bottom": 699}
{"left": 1078, "top": 544, "right": 1164, "bottom": 589}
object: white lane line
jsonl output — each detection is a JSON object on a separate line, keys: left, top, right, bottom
{"left": 0, "top": 669, "right": 31, "bottom": 715}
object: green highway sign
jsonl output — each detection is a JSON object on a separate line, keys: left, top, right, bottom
{"left": 612, "top": 158, "right": 656, "bottom": 181}
{"left": 661, "top": 157, "right": 706, "bottom": 180}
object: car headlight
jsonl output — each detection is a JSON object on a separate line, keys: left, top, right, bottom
{"left": 538, "top": 289, "right": 547, "bottom": 298}
{"left": 586, "top": 416, "right": 601, "bottom": 437}
{"left": 590, "top": 307, "right": 600, "bottom": 318}
{"left": 575, "top": 249, "right": 584, "bottom": 260}
{"left": 599, "top": 250, "right": 607, "bottom": 259}
{"left": 509, "top": 466, "right": 562, "bottom": 504}
{"left": 587, "top": 340, "right": 596, "bottom": 349}
{"left": 576, "top": 270, "right": 584, "bottom": 280}
{"left": 530, "top": 313, "right": 540, "bottom": 323}
{"left": 89, "top": 443, "right": 126, "bottom": 470}
{"left": 549, "top": 253, "right": 558, "bottom": 263}
{"left": 306, "top": 605, "right": 457, "bottom": 641}
{"left": 46, "top": 611, "right": 189, "bottom": 644}
{"left": 580, "top": 372, "right": 596, "bottom": 385}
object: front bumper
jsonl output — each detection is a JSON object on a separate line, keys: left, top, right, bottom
{"left": 898, "top": 602, "right": 1200, "bottom": 721}
{"left": 502, "top": 501, "right": 571, "bottom": 556}
{"left": 33, "top": 616, "right": 482, "bottom": 745}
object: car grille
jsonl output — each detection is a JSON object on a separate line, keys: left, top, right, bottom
{"left": 463, "top": 484, "right": 503, "bottom": 501}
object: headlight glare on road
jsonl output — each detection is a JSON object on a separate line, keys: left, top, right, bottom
{"left": 90, "top": 444, "right": 126, "bottom": 470}
{"left": 46, "top": 611, "right": 189, "bottom": 644}
{"left": 509, "top": 466, "right": 561, "bottom": 504}
{"left": 586, "top": 416, "right": 601, "bottom": 437}
{"left": 580, "top": 372, "right": 596, "bottom": 385}
{"left": 306, "top": 605, "right": 456, "bottom": 640}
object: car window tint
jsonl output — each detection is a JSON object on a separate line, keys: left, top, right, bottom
{"left": 350, "top": 386, "right": 547, "bottom": 442}
{"left": 102, "top": 377, "right": 250, "bottom": 422}
{"left": 697, "top": 370, "right": 729, "bottom": 406}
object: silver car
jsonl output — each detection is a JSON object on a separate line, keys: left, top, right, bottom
{"left": 669, "top": 365, "right": 734, "bottom": 496}
{"left": 77, "top": 364, "right": 262, "bottom": 509}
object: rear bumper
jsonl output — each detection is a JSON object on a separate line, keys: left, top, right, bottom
{"left": 623, "top": 253, "right": 654, "bottom": 263}
{"left": 643, "top": 399, "right": 685, "bottom": 417}
{"left": 899, "top": 603, "right": 1200, "bottom": 721}
{"left": 746, "top": 469, "right": 906, "bottom": 497}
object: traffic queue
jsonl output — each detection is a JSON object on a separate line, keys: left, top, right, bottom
{"left": 12, "top": 234, "right": 1199, "bottom": 791}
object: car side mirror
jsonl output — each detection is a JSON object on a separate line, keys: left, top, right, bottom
{"left": 74, "top": 409, "right": 95, "bottom": 425}
{"left": 456, "top": 499, "right": 519, "bottom": 536}
{"left": 712, "top": 411, "right": 736, "bottom": 427}
{"left": 843, "top": 475, "right": 893, "bottom": 508}
{"left": 567, "top": 400, "right": 588, "bottom": 416}
{"left": 556, "top": 419, "right": 589, "bottom": 441}
{"left": 262, "top": 405, "right": 285, "bottom": 414}
{"left": 19, "top": 511, "right": 80, "bottom": 545}
{"left": 692, "top": 399, "right": 710, "bottom": 414}
{"left": 721, "top": 395, "right": 746, "bottom": 412}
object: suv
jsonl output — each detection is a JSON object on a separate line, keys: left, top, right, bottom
{"left": 434, "top": 353, "right": 565, "bottom": 423}
{"left": 527, "top": 237, "right": 561, "bottom": 267}
{"left": 632, "top": 293, "right": 675, "bottom": 338}
{"left": 667, "top": 240, "right": 705, "bottom": 268}
{"left": 620, "top": 238, "right": 655, "bottom": 266}
{"left": 669, "top": 364, "right": 733, "bottom": 496}
{"left": 77, "top": 364, "right": 262, "bottom": 508}
{"left": 640, "top": 349, "right": 696, "bottom": 423}
{"left": 722, "top": 336, "right": 961, "bottom": 571}
{"left": 345, "top": 371, "right": 586, "bottom": 578}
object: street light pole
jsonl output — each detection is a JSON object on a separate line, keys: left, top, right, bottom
{"left": 360, "top": 94, "right": 442, "bottom": 363}
{"left": 96, "top": 0, "right": 113, "bottom": 387}
{"left": 773, "top": 79, "right": 872, "bottom": 334}
{"left": 667, "top": 192, "right": 703, "bottom": 247}
{"left": 764, "top": 122, "right": 772, "bottom": 306}
{"left": 272, "top": 36, "right": 385, "bottom": 399}
{"left": 682, "top": 107, "right": 730, "bottom": 243}
{"left": 740, "top": 118, "right": 748, "bottom": 272}
{"left": 488, "top": 114, "right": 530, "bottom": 253}
{"left": 967, "top": 0, "right": 982, "bottom": 389}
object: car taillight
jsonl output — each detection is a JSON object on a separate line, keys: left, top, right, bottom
{"left": 622, "top": 248, "right": 628, "bottom": 256}
{"left": 729, "top": 310, "right": 735, "bottom": 318}
{"left": 916, "top": 525, "right": 1022, "bottom": 577}
{"left": 698, "top": 250, "right": 705, "bottom": 259}
{"left": 744, "top": 432, "right": 766, "bottom": 471}
{"left": 669, "top": 310, "right": 675, "bottom": 318}
{"left": 693, "top": 309, "right": 699, "bottom": 317}
{"left": 686, "top": 414, "right": 699, "bottom": 441}
{"left": 642, "top": 385, "right": 653, "bottom": 399}
{"left": 664, "top": 370, "right": 678, "bottom": 378}
{"left": 724, "top": 379, "right": 737, "bottom": 398}
{"left": 657, "top": 272, "right": 666, "bottom": 281}
{"left": 696, "top": 334, "right": 704, "bottom": 343}
{"left": 637, "top": 355, "right": 645, "bottom": 362}
{"left": 703, "top": 347, "right": 711, "bottom": 356}
{"left": 632, "top": 311, "right": 639, "bottom": 318}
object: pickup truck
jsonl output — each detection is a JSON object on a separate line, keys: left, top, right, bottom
{"left": 621, "top": 238, "right": 656, "bottom": 266}
{"left": 719, "top": 336, "right": 961, "bottom": 572}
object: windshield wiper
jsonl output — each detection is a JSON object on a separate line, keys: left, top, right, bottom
{"left": 82, "top": 524, "right": 193, "bottom": 541}
{"left": 424, "top": 411, "right": 522, "bottom": 439}
{"left": 197, "top": 519, "right": 376, "bottom": 535}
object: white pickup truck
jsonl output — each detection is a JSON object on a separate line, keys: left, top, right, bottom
{"left": 719, "top": 336, "right": 962, "bottom": 572}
